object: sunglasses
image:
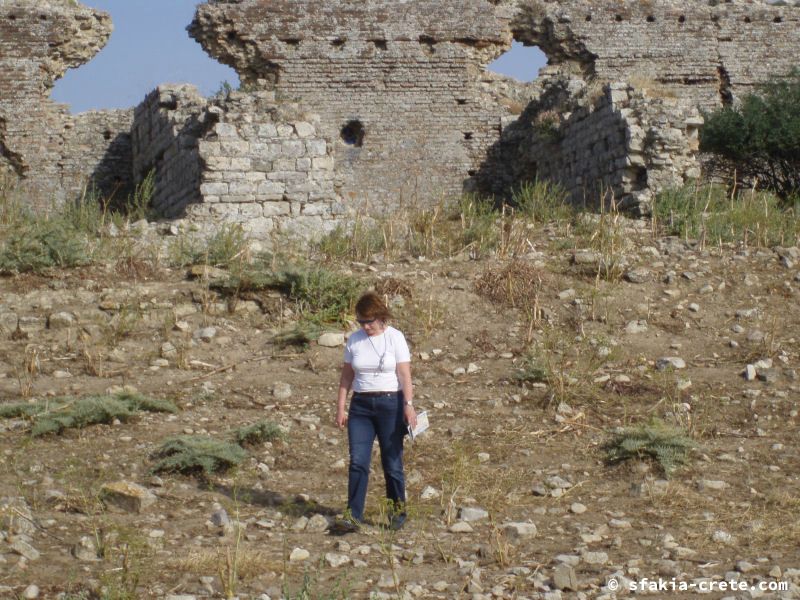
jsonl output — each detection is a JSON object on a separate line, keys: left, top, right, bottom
{"left": 356, "top": 318, "right": 377, "bottom": 325}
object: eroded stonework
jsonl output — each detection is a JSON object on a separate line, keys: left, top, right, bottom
{"left": 1, "top": 0, "right": 799, "bottom": 234}
{"left": 188, "top": 0, "right": 522, "bottom": 210}
{"left": 0, "top": 0, "right": 132, "bottom": 205}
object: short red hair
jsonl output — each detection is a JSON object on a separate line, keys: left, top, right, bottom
{"left": 355, "top": 292, "right": 392, "bottom": 321}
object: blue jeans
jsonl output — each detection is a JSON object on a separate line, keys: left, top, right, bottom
{"left": 347, "top": 392, "right": 406, "bottom": 522}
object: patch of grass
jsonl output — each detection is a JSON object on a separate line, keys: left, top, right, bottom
{"left": 0, "top": 218, "right": 92, "bottom": 274}
{"left": 232, "top": 420, "right": 285, "bottom": 446}
{"left": 603, "top": 418, "right": 696, "bottom": 477}
{"left": 511, "top": 179, "right": 573, "bottom": 224}
{"left": 475, "top": 260, "right": 547, "bottom": 339}
{"left": 168, "top": 224, "right": 250, "bottom": 269}
{"left": 654, "top": 184, "right": 800, "bottom": 247}
{"left": 316, "top": 218, "right": 386, "bottom": 262}
{"left": 457, "top": 195, "right": 499, "bottom": 258}
{"left": 213, "top": 259, "right": 361, "bottom": 326}
{"left": 150, "top": 435, "right": 246, "bottom": 476}
{"left": 0, "top": 392, "right": 177, "bottom": 437}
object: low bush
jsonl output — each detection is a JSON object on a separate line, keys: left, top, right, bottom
{"left": 0, "top": 392, "right": 177, "bottom": 436}
{"left": 603, "top": 418, "right": 696, "bottom": 477}
{"left": 150, "top": 435, "right": 246, "bottom": 476}
{"left": 0, "top": 219, "right": 92, "bottom": 274}
{"left": 232, "top": 420, "right": 285, "bottom": 446}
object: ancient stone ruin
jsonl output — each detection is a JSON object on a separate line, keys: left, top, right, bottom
{"left": 1, "top": 0, "right": 798, "bottom": 239}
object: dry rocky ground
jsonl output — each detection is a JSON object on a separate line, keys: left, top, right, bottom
{"left": 0, "top": 219, "right": 799, "bottom": 600}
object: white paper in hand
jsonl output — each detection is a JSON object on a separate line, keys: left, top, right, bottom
{"left": 408, "top": 410, "right": 429, "bottom": 440}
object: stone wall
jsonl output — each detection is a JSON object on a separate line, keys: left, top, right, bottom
{"left": 476, "top": 0, "right": 800, "bottom": 212}
{"left": 0, "top": 0, "right": 133, "bottom": 205}
{"left": 131, "top": 86, "right": 210, "bottom": 219}
{"left": 3, "top": 0, "right": 800, "bottom": 229}
{"left": 481, "top": 76, "right": 703, "bottom": 212}
{"left": 131, "top": 85, "right": 343, "bottom": 240}
{"left": 513, "top": 0, "right": 800, "bottom": 109}
{"left": 188, "top": 0, "right": 521, "bottom": 212}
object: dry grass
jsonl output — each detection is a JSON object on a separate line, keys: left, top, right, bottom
{"left": 168, "top": 545, "right": 278, "bottom": 582}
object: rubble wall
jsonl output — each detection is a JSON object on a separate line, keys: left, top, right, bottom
{"left": 483, "top": 0, "right": 800, "bottom": 211}
{"left": 189, "top": 0, "right": 520, "bottom": 211}
{"left": 0, "top": 0, "right": 133, "bottom": 205}
{"left": 513, "top": 0, "right": 800, "bottom": 109}
{"left": 131, "top": 85, "right": 343, "bottom": 240}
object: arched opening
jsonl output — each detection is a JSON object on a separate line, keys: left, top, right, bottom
{"left": 486, "top": 42, "right": 547, "bottom": 83}
{"left": 51, "top": 0, "right": 239, "bottom": 113}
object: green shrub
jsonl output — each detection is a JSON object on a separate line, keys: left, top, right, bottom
{"left": 603, "top": 418, "right": 696, "bottom": 477}
{"left": 654, "top": 184, "right": 800, "bottom": 247}
{"left": 0, "top": 392, "right": 177, "bottom": 437}
{"left": 0, "top": 219, "right": 92, "bottom": 274}
{"left": 278, "top": 267, "right": 362, "bottom": 325}
{"left": 150, "top": 435, "right": 246, "bottom": 476}
{"left": 700, "top": 68, "right": 800, "bottom": 201}
{"left": 168, "top": 224, "right": 249, "bottom": 268}
{"left": 232, "top": 420, "right": 285, "bottom": 446}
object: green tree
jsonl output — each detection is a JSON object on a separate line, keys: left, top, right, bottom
{"left": 700, "top": 68, "right": 800, "bottom": 201}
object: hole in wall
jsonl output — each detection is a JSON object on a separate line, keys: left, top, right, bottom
{"left": 8, "top": 14, "right": 17, "bottom": 20}
{"left": 332, "top": 38, "right": 346, "bottom": 48}
{"left": 646, "top": 15, "right": 656, "bottom": 23}
{"left": 487, "top": 42, "right": 547, "bottom": 83}
{"left": 372, "top": 40, "right": 388, "bottom": 50}
{"left": 103, "top": 130, "right": 112, "bottom": 140}
{"left": 464, "top": 132, "right": 473, "bottom": 140}
{"left": 678, "top": 15, "right": 686, "bottom": 23}
{"left": 51, "top": 0, "right": 239, "bottom": 113}
{"left": 743, "top": 16, "right": 751, "bottom": 23}
{"left": 773, "top": 16, "right": 783, "bottom": 23}
{"left": 585, "top": 14, "right": 592, "bottom": 22}
{"left": 340, "top": 120, "right": 365, "bottom": 147}
{"left": 615, "top": 14, "right": 623, "bottom": 22}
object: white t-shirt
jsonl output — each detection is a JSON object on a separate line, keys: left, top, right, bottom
{"left": 344, "top": 326, "right": 411, "bottom": 393}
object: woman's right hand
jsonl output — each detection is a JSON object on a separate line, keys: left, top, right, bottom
{"left": 336, "top": 406, "right": 348, "bottom": 429}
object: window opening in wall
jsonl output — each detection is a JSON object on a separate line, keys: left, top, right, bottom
{"left": 340, "top": 120, "right": 365, "bottom": 147}
{"left": 51, "top": 0, "right": 239, "bottom": 113}
{"left": 487, "top": 42, "right": 547, "bottom": 83}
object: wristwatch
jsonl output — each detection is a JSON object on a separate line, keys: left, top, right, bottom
{"left": 404, "top": 401, "right": 413, "bottom": 407}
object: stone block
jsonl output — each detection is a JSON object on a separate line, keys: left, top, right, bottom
{"left": 213, "top": 123, "right": 239, "bottom": 138}
{"left": 261, "top": 201, "right": 291, "bottom": 216}
{"left": 281, "top": 140, "right": 306, "bottom": 158}
{"left": 293, "top": 122, "right": 316, "bottom": 138}
{"left": 305, "top": 140, "right": 327, "bottom": 157}
{"left": 200, "top": 182, "right": 228, "bottom": 196}
{"left": 100, "top": 481, "right": 157, "bottom": 513}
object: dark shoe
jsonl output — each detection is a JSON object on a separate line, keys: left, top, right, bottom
{"left": 329, "top": 517, "right": 362, "bottom": 536}
{"left": 388, "top": 513, "right": 406, "bottom": 531}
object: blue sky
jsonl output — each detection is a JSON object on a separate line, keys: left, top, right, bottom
{"left": 52, "top": 1, "right": 546, "bottom": 113}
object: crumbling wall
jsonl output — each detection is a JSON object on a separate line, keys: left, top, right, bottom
{"left": 189, "top": 0, "right": 521, "bottom": 211}
{"left": 483, "top": 77, "right": 702, "bottom": 211}
{"left": 0, "top": 0, "right": 133, "bottom": 205}
{"left": 131, "top": 86, "right": 210, "bottom": 218}
{"left": 480, "top": 0, "right": 800, "bottom": 211}
{"left": 131, "top": 85, "right": 342, "bottom": 240}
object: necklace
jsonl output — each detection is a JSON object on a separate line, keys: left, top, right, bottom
{"left": 367, "top": 331, "right": 387, "bottom": 375}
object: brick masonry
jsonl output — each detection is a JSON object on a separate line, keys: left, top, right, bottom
{"left": 1, "top": 0, "right": 799, "bottom": 234}
{"left": 0, "top": 0, "right": 133, "bottom": 206}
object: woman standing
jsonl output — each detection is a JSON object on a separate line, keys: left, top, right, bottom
{"left": 336, "top": 292, "right": 416, "bottom": 530}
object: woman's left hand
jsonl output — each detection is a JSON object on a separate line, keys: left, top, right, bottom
{"left": 404, "top": 404, "right": 417, "bottom": 430}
